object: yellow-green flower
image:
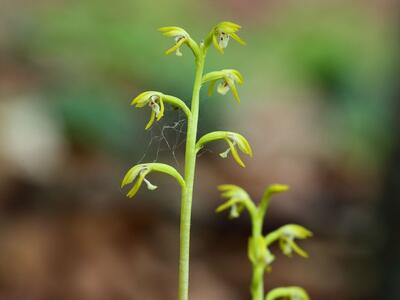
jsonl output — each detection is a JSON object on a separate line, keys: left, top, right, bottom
{"left": 266, "top": 286, "right": 310, "bottom": 300}
{"left": 265, "top": 224, "right": 312, "bottom": 258}
{"left": 131, "top": 91, "right": 164, "bottom": 129}
{"left": 216, "top": 184, "right": 256, "bottom": 218}
{"left": 121, "top": 163, "right": 185, "bottom": 198}
{"left": 158, "top": 26, "right": 190, "bottom": 56}
{"left": 131, "top": 91, "right": 191, "bottom": 130}
{"left": 121, "top": 164, "right": 156, "bottom": 198}
{"left": 211, "top": 21, "right": 245, "bottom": 54}
{"left": 202, "top": 69, "right": 244, "bottom": 103}
{"left": 196, "top": 131, "right": 252, "bottom": 167}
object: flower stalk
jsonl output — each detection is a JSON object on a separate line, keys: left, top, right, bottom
{"left": 216, "top": 184, "right": 312, "bottom": 300}
{"left": 178, "top": 47, "right": 205, "bottom": 300}
{"left": 122, "top": 21, "right": 247, "bottom": 300}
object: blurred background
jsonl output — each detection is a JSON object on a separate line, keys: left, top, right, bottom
{"left": 0, "top": 0, "right": 399, "bottom": 299}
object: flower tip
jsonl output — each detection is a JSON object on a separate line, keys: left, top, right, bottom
{"left": 121, "top": 177, "right": 128, "bottom": 189}
{"left": 269, "top": 184, "right": 289, "bottom": 194}
{"left": 131, "top": 96, "right": 140, "bottom": 106}
{"left": 304, "top": 229, "right": 313, "bottom": 238}
{"left": 215, "top": 205, "right": 226, "bottom": 214}
{"left": 217, "top": 184, "right": 236, "bottom": 191}
{"left": 219, "top": 152, "right": 228, "bottom": 159}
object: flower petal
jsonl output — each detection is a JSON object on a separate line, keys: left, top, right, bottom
{"left": 158, "top": 26, "right": 188, "bottom": 37}
{"left": 215, "top": 198, "right": 240, "bottom": 213}
{"left": 230, "top": 32, "right": 246, "bottom": 45}
{"left": 225, "top": 76, "right": 240, "bottom": 103}
{"left": 145, "top": 110, "right": 156, "bottom": 130}
{"left": 131, "top": 91, "right": 153, "bottom": 107}
{"left": 165, "top": 37, "right": 186, "bottom": 55}
{"left": 289, "top": 240, "right": 309, "bottom": 258}
{"left": 283, "top": 224, "right": 313, "bottom": 239}
{"left": 202, "top": 70, "right": 224, "bottom": 83}
{"left": 216, "top": 21, "right": 241, "bottom": 33}
{"left": 121, "top": 165, "right": 142, "bottom": 188}
{"left": 233, "top": 133, "right": 253, "bottom": 156}
{"left": 212, "top": 33, "right": 224, "bottom": 54}
{"left": 226, "top": 138, "right": 245, "bottom": 167}
{"left": 229, "top": 69, "right": 244, "bottom": 84}
{"left": 127, "top": 173, "right": 145, "bottom": 198}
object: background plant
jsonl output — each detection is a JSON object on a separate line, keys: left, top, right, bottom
{"left": 121, "top": 22, "right": 251, "bottom": 300}
{"left": 217, "top": 184, "right": 312, "bottom": 300}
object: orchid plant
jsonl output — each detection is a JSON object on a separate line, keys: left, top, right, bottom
{"left": 217, "top": 184, "right": 312, "bottom": 300}
{"left": 122, "top": 21, "right": 249, "bottom": 300}
{"left": 122, "top": 21, "right": 312, "bottom": 300}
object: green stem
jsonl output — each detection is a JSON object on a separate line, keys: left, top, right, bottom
{"left": 178, "top": 49, "right": 205, "bottom": 300}
{"left": 251, "top": 217, "right": 265, "bottom": 300}
{"left": 251, "top": 263, "right": 265, "bottom": 300}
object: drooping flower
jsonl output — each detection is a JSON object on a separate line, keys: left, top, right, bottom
{"left": 131, "top": 91, "right": 191, "bottom": 130}
{"left": 202, "top": 69, "right": 244, "bottom": 103}
{"left": 196, "top": 131, "right": 253, "bottom": 167}
{"left": 121, "top": 163, "right": 185, "bottom": 198}
{"left": 210, "top": 21, "right": 245, "bottom": 54}
{"left": 158, "top": 26, "right": 190, "bottom": 56}
{"left": 131, "top": 91, "right": 164, "bottom": 129}
{"left": 265, "top": 286, "right": 310, "bottom": 300}
{"left": 121, "top": 164, "right": 155, "bottom": 198}
{"left": 265, "top": 224, "right": 313, "bottom": 258}
{"left": 216, "top": 184, "right": 256, "bottom": 219}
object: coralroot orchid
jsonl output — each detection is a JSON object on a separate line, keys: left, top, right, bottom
{"left": 123, "top": 21, "right": 246, "bottom": 300}
{"left": 122, "top": 20, "right": 313, "bottom": 300}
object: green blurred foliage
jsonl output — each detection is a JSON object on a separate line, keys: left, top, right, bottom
{"left": 3, "top": 0, "right": 397, "bottom": 167}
